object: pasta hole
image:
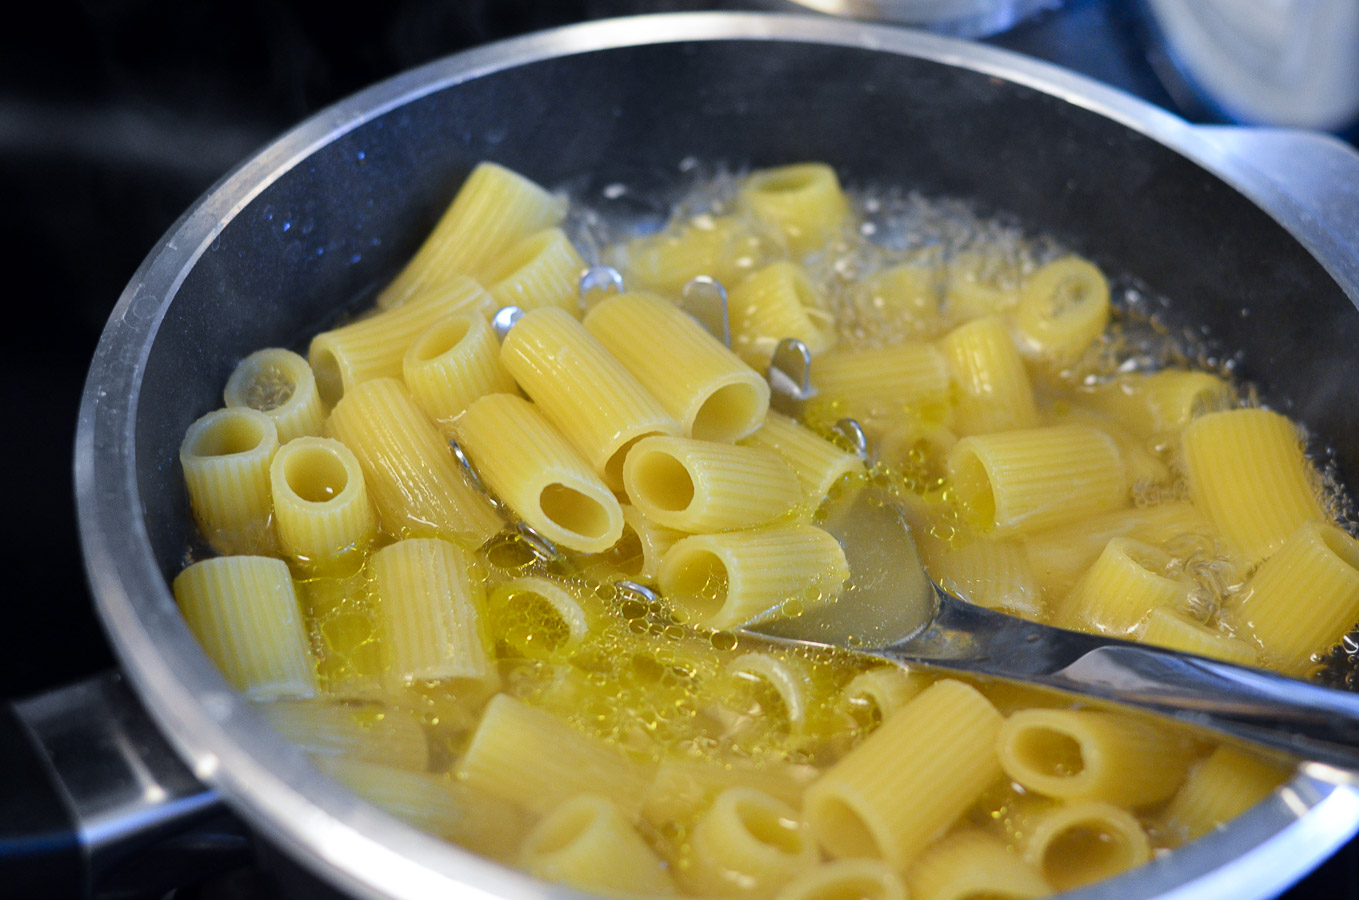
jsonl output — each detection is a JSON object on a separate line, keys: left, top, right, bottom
{"left": 948, "top": 447, "right": 996, "bottom": 529}
{"left": 692, "top": 382, "right": 766, "bottom": 442}
{"left": 735, "top": 796, "right": 804, "bottom": 855}
{"left": 1012, "top": 726, "right": 1085, "bottom": 779}
{"left": 190, "top": 413, "right": 268, "bottom": 457}
{"left": 1041, "top": 823, "right": 1136, "bottom": 892}
{"left": 409, "top": 317, "right": 473, "bottom": 362}
{"left": 629, "top": 450, "right": 694, "bottom": 512}
{"left": 539, "top": 484, "right": 611, "bottom": 540}
{"left": 606, "top": 434, "right": 656, "bottom": 489}
{"left": 312, "top": 349, "right": 344, "bottom": 406}
{"left": 601, "top": 525, "right": 645, "bottom": 578}
{"left": 240, "top": 365, "right": 296, "bottom": 411}
{"left": 662, "top": 550, "right": 729, "bottom": 621}
{"left": 283, "top": 445, "right": 350, "bottom": 503}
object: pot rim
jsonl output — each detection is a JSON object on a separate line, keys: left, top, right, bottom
{"left": 74, "top": 12, "right": 1359, "bottom": 900}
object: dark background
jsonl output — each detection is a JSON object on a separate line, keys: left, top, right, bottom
{"left": 2, "top": 0, "right": 1355, "bottom": 896}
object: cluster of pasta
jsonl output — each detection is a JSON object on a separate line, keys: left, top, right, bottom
{"left": 174, "top": 160, "right": 1359, "bottom": 900}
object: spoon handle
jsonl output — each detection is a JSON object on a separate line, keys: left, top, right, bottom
{"left": 882, "top": 592, "right": 1359, "bottom": 771}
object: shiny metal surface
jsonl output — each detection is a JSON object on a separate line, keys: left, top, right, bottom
{"left": 72, "top": 12, "right": 1359, "bottom": 900}
{"left": 778, "top": 0, "right": 1061, "bottom": 38}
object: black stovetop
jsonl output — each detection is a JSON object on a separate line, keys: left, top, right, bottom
{"left": 4, "top": 1, "right": 1355, "bottom": 897}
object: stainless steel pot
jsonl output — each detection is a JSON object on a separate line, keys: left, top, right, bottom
{"left": 61, "top": 12, "right": 1359, "bottom": 900}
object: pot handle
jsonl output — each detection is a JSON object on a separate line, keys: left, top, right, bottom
{"left": 2, "top": 670, "right": 249, "bottom": 898}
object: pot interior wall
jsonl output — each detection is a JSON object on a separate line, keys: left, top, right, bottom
{"left": 135, "top": 38, "right": 1359, "bottom": 577}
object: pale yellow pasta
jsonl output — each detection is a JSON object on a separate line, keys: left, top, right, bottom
{"left": 1085, "top": 369, "right": 1235, "bottom": 437}
{"left": 680, "top": 787, "right": 820, "bottom": 898}
{"left": 486, "top": 575, "right": 591, "bottom": 659}
{"left": 298, "top": 572, "right": 386, "bottom": 699}
{"left": 776, "top": 860, "right": 906, "bottom": 900}
{"left": 857, "top": 262, "right": 945, "bottom": 340}
{"left": 658, "top": 524, "right": 849, "bottom": 630}
{"left": 325, "top": 378, "right": 500, "bottom": 546}
{"left": 739, "top": 411, "right": 866, "bottom": 509}
{"left": 729, "top": 262, "right": 837, "bottom": 368}
{"left": 1058, "top": 538, "right": 1189, "bottom": 635}
{"left": 1228, "top": 519, "right": 1359, "bottom": 673}
{"left": 455, "top": 694, "right": 650, "bottom": 814}
{"left": 457, "top": 393, "right": 623, "bottom": 554}
{"left": 180, "top": 407, "right": 280, "bottom": 556}
{"left": 483, "top": 227, "right": 586, "bottom": 314}
{"left": 918, "top": 534, "right": 1043, "bottom": 617}
{"left": 624, "top": 436, "right": 803, "bottom": 533}
{"left": 1181, "top": 407, "right": 1325, "bottom": 563}
{"left": 738, "top": 163, "right": 851, "bottom": 256}
{"left": 943, "top": 251, "right": 1020, "bottom": 322}
{"left": 839, "top": 666, "right": 928, "bottom": 726}
{"left": 728, "top": 652, "right": 812, "bottom": 731}
{"left": 936, "top": 316, "right": 1038, "bottom": 435}
{"left": 612, "top": 504, "right": 685, "bottom": 582}
{"left": 376, "top": 161, "right": 565, "bottom": 310}
{"left": 876, "top": 418, "right": 957, "bottom": 479}
{"left": 642, "top": 757, "right": 816, "bottom": 830}
{"left": 370, "top": 537, "right": 498, "bottom": 697}
{"left": 1138, "top": 608, "right": 1260, "bottom": 666}
{"left": 173, "top": 555, "right": 317, "bottom": 700}
{"left": 1011, "top": 256, "right": 1110, "bottom": 368}
{"left": 314, "top": 756, "right": 526, "bottom": 860}
{"left": 947, "top": 425, "right": 1126, "bottom": 536}
{"left": 619, "top": 214, "right": 774, "bottom": 296}
{"left": 906, "top": 829, "right": 1050, "bottom": 900}
{"left": 1046, "top": 403, "right": 1172, "bottom": 493}
{"left": 269, "top": 436, "right": 376, "bottom": 573}
{"left": 520, "top": 794, "right": 674, "bottom": 897}
{"left": 223, "top": 347, "right": 325, "bottom": 442}
{"left": 811, "top": 343, "right": 951, "bottom": 427}
{"left": 402, "top": 312, "right": 518, "bottom": 425}
{"left": 585, "top": 292, "right": 771, "bottom": 441}
{"left": 500, "top": 306, "right": 680, "bottom": 489}
{"left": 257, "top": 699, "right": 428, "bottom": 771}
{"left": 1012, "top": 799, "right": 1151, "bottom": 893}
{"left": 310, "top": 276, "right": 492, "bottom": 405}
{"left": 805, "top": 680, "right": 1003, "bottom": 869}
{"left": 1158, "top": 745, "right": 1292, "bottom": 843}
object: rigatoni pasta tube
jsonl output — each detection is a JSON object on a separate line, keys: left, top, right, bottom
{"left": 840, "top": 666, "right": 929, "bottom": 728}
{"left": 776, "top": 860, "right": 905, "bottom": 900}
{"left": 996, "top": 708, "right": 1197, "bottom": 807}
{"left": 810, "top": 343, "right": 951, "bottom": 425}
{"left": 947, "top": 425, "right": 1126, "bottom": 536}
{"left": 658, "top": 524, "right": 849, "bottom": 630}
{"left": 1012, "top": 800, "right": 1150, "bottom": 893}
{"left": 1159, "top": 745, "right": 1291, "bottom": 842}
{"left": 680, "top": 787, "right": 820, "bottom": 898}
{"left": 943, "top": 251, "right": 1019, "bottom": 322}
{"left": 1181, "top": 408, "right": 1325, "bottom": 563}
{"left": 1229, "top": 520, "right": 1359, "bottom": 673}
{"left": 1138, "top": 607, "right": 1259, "bottom": 666}
{"left": 223, "top": 347, "right": 324, "bottom": 442}
{"left": 257, "top": 699, "right": 428, "bottom": 771}
{"left": 918, "top": 535, "right": 1042, "bottom": 617}
{"left": 402, "top": 312, "right": 518, "bottom": 425}
{"left": 804, "top": 679, "right": 1003, "bottom": 868}
{"left": 584, "top": 292, "right": 770, "bottom": 442}
{"left": 905, "top": 829, "right": 1049, "bottom": 900}
{"left": 520, "top": 794, "right": 674, "bottom": 896}
{"left": 483, "top": 227, "right": 585, "bottom": 314}
{"left": 486, "top": 575, "right": 591, "bottom": 660}
{"left": 1086, "top": 369, "right": 1234, "bottom": 437}
{"left": 455, "top": 694, "right": 649, "bottom": 814}
{"left": 325, "top": 378, "right": 500, "bottom": 546}
{"left": 738, "top": 163, "right": 850, "bottom": 256}
{"left": 173, "top": 555, "right": 316, "bottom": 700}
{"left": 269, "top": 436, "right": 376, "bottom": 573}
{"left": 370, "top": 537, "right": 497, "bottom": 697}
{"left": 642, "top": 757, "right": 815, "bottom": 830}
{"left": 624, "top": 436, "right": 803, "bottom": 533}
{"left": 936, "top": 316, "right": 1038, "bottom": 435}
{"left": 728, "top": 262, "right": 836, "bottom": 368}
{"left": 180, "top": 407, "right": 279, "bottom": 556}
{"left": 620, "top": 214, "right": 772, "bottom": 297}
{"left": 859, "top": 262, "right": 945, "bottom": 340}
{"left": 457, "top": 393, "right": 623, "bottom": 554}
{"left": 376, "top": 161, "right": 564, "bottom": 310}
{"left": 1011, "top": 256, "right": 1110, "bottom": 368}
{"left": 310, "top": 276, "right": 491, "bottom": 406}
{"left": 1057, "top": 538, "right": 1188, "bottom": 636}
{"left": 739, "top": 412, "right": 865, "bottom": 509}
{"left": 500, "top": 306, "right": 680, "bottom": 490}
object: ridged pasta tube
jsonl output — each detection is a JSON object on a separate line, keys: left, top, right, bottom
{"left": 173, "top": 555, "right": 316, "bottom": 700}
{"left": 602, "top": 505, "right": 685, "bottom": 582}
{"left": 918, "top": 535, "right": 1043, "bottom": 617}
{"left": 1011, "top": 799, "right": 1150, "bottom": 893}
{"left": 520, "top": 794, "right": 674, "bottom": 896}
{"left": 905, "top": 829, "right": 1050, "bottom": 900}
{"left": 737, "top": 163, "right": 851, "bottom": 256}
{"left": 943, "top": 251, "right": 1020, "bottom": 322}
{"left": 739, "top": 412, "right": 865, "bottom": 510}
{"left": 776, "top": 860, "right": 906, "bottom": 900}
{"left": 1138, "top": 607, "right": 1259, "bottom": 666}
{"left": 936, "top": 316, "right": 1038, "bottom": 435}
{"left": 805, "top": 680, "right": 1003, "bottom": 868}
{"left": 996, "top": 708, "right": 1198, "bottom": 807}
{"left": 680, "top": 787, "right": 820, "bottom": 898}
{"left": 1181, "top": 408, "right": 1325, "bottom": 563}
{"left": 839, "top": 666, "right": 929, "bottom": 728}
{"left": 483, "top": 227, "right": 586, "bottom": 315}
{"left": 1012, "top": 256, "right": 1110, "bottom": 368}
{"left": 585, "top": 292, "right": 771, "bottom": 442}
{"left": 486, "top": 575, "right": 591, "bottom": 660}
{"left": 1086, "top": 369, "right": 1235, "bottom": 437}
{"left": 325, "top": 378, "right": 500, "bottom": 546}
{"left": 641, "top": 757, "right": 815, "bottom": 830}
{"left": 947, "top": 425, "right": 1126, "bottom": 536}
{"left": 223, "top": 347, "right": 325, "bottom": 442}
{"left": 370, "top": 537, "right": 497, "bottom": 697}
{"left": 1158, "top": 745, "right": 1291, "bottom": 842}
{"left": 728, "top": 652, "right": 813, "bottom": 731}
{"left": 376, "top": 162, "right": 565, "bottom": 310}
{"left": 658, "top": 524, "right": 849, "bottom": 630}
{"left": 455, "top": 694, "right": 650, "bottom": 814}
{"left": 257, "top": 699, "right": 428, "bottom": 772}
{"left": 1057, "top": 538, "right": 1188, "bottom": 636}
{"left": 269, "top": 436, "right": 376, "bottom": 573}
{"left": 402, "top": 312, "right": 518, "bottom": 425}
{"left": 180, "top": 406, "right": 279, "bottom": 555}
{"left": 310, "top": 276, "right": 492, "bottom": 405}
{"left": 624, "top": 436, "right": 804, "bottom": 533}
{"left": 728, "top": 262, "right": 836, "bottom": 368}
{"left": 810, "top": 343, "right": 952, "bottom": 426}
{"left": 500, "top": 307, "right": 680, "bottom": 490}
{"left": 620, "top": 214, "right": 773, "bottom": 297}
{"left": 457, "top": 393, "right": 624, "bottom": 553}
{"left": 1229, "top": 520, "right": 1359, "bottom": 673}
